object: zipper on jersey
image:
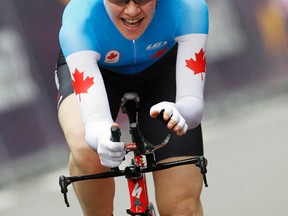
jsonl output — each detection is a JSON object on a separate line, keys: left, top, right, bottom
{"left": 133, "top": 40, "right": 136, "bottom": 64}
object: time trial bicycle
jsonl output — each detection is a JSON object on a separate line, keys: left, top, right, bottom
{"left": 59, "top": 92, "right": 208, "bottom": 216}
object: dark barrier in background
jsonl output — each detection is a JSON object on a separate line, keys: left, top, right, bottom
{"left": 205, "top": 0, "right": 287, "bottom": 98}
{"left": 0, "top": 0, "right": 287, "bottom": 183}
{"left": 0, "top": 0, "right": 66, "bottom": 183}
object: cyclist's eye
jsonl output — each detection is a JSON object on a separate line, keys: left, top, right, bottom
{"left": 137, "top": 0, "right": 153, "bottom": 5}
{"left": 108, "top": 0, "right": 126, "bottom": 6}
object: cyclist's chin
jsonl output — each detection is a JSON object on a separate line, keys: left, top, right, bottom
{"left": 117, "top": 24, "right": 146, "bottom": 40}
{"left": 120, "top": 29, "right": 145, "bottom": 40}
{"left": 113, "top": 16, "right": 151, "bottom": 40}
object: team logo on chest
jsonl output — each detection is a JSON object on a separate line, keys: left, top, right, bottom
{"left": 104, "top": 50, "right": 120, "bottom": 63}
{"left": 146, "top": 41, "right": 168, "bottom": 51}
{"left": 147, "top": 41, "right": 168, "bottom": 58}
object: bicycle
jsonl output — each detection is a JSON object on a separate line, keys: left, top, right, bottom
{"left": 59, "top": 92, "right": 208, "bottom": 216}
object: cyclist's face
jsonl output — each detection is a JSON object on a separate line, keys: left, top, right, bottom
{"left": 105, "top": 0, "right": 157, "bottom": 40}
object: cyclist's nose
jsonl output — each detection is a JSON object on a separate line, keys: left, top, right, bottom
{"left": 124, "top": 1, "right": 141, "bottom": 16}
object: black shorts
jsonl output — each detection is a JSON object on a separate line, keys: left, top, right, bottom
{"left": 55, "top": 46, "right": 204, "bottom": 161}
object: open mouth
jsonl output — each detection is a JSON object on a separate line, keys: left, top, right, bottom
{"left": 122, "top": 18, "right": 144, "bottom": 28}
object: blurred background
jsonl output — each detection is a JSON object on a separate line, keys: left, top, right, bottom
{"left": 0, "top": 0, "right": 287, "bottom": 215}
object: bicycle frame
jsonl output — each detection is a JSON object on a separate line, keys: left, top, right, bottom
{"left": 125, "top": 154, "right": 155, "bottom": 215}
{"left": 59, "top": 92, "right": 208, "bottom": 216}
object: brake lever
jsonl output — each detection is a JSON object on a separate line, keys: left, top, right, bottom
{"left": 143, "top": 134, "right": 170, "bottom": 154}
{"left": 152, "top": 109, "right": 171, "bottom": 151}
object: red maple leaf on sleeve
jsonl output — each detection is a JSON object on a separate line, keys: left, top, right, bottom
{"left": 185, "top": 49, "right": 206, "bottom": 80}
{"left": 72, "top": 68, "right": 95, "bottom": 101}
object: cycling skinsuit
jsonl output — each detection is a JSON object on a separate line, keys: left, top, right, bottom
{"left": 55, "top": 0, "right": 209, "bottom": 161}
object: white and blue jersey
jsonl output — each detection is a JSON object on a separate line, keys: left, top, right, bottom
{"left": 57, "top": 0, "right": 209, "bottom": 151}
{"left": 60, "top": 0, "right": 208, "bottom": 74}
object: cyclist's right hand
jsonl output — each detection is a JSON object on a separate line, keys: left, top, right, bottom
{"left": 97, "top": 138, "right": 125, "bottom": 168}
{"left": 85, "top": 122, "right": 125, "bottom": 168}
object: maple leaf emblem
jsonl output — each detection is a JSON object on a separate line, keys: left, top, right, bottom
{"left": 72, "top": 68, "right": 95, "bottom": 101}
{"left": 107, "top": 52, "right": 118, "bottom": 60}
{"left": 185, "top": 49, "right": 206, "bottom": 80}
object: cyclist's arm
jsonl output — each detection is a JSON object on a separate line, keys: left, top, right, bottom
{"left": 58, "top": 1, "right": 125, "bottom": 167}
{"left": 65, "top": 50, "right": 114, "bottom": 147}
{"left": 172, "top": 0, "right": 208, "bottom": 130}
{"left": 175, "top": 34, "right": 208, "bottom": 129}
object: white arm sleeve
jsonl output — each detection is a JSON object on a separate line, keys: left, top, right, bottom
{"left": 175, "top": 34, "right": 208, "bottom": 129}
{"left": 66, "top": 51, "right": 113, "bottom": 148}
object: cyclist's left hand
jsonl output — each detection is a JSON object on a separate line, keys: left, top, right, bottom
{"left": 150, "top": 102, "right": 188, "bottom": 136}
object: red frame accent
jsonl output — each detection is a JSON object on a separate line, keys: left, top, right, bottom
{"left": 127, "top": 155, "right": 151, "bottom": 215}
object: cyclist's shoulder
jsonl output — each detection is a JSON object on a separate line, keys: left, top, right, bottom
{"left": 62, "top": 0, "right": 104, "bottom": 24}
{"left": 172, "top": 0, "right": 208, "bottom": 35}
{"left": 175, "top": 0, "right": 208, "bottom": 18}
{"left": 176, "top": 0, "right": 208, "bottom": 9}
{"left": 60, "top": 0, "right": 109, "bottom": 56}
{"left": 152, "top": 0, "right": 207, "bottom": 35}
{"left": 158, "top": 0, "right": 207, "bottom": 9}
